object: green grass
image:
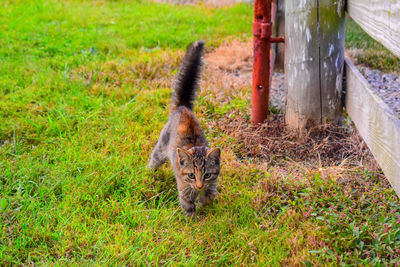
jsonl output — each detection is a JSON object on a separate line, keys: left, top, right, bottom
{"left": 1, "top": 1, "right": 400, "bottom": 265}
{"left": 345, "top": 17, "right": 400, "bottom": 72}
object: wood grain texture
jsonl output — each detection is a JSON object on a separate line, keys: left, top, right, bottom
{"left": 285, "top": 0, "right": 345, "bottom": 130}
{"left": 348, "top": 0, "right": 400, "bottom": 58}
{"left": 345, "top": 57, "right": 400, "bottom": 195}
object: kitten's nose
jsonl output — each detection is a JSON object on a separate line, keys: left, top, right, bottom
{"left": 195, "top": 181, "right": 204, "bottom": 189}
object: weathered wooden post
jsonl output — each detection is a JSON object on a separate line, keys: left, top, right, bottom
{"left": 274, "top": 0, "right": 285, "bottom": 72}
{"left": 284, "top": 0, "right": 345, "bottom": 131}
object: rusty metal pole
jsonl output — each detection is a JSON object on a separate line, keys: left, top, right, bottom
{"left": 252, "top": 0, "right": 284, "bottom": 124}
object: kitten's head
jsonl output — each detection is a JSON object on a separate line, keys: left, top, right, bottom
{"left": 176, "top": 146, "right": 221, "bottom": 190}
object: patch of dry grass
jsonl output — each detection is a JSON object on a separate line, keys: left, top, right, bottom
{"left": 72, "top": 50, "right": 183, "bottom": 98}
{"left": 201, "top": 39, "right": 253, "bottom": 103}
{"left": 213, "top": 113, "right": 380, "bottom": 169}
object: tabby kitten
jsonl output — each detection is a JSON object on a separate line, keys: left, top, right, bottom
{"left": 148, "top": 40, "right": 221, "bottom": 218}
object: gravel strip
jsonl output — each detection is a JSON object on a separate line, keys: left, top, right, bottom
{"left": 270, "top": 72, "right": 285, "bottom": 111}
{"left": 358, "top": 66, "right": 400, "bottom": 117}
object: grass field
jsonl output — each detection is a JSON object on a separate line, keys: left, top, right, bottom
{"left": 1, "top": 0, "right": 400, "bottom": 265}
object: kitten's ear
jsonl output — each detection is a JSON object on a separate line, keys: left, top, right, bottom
{"left": 176, "top": 148, "right": 191, "bottom": 167}
{"left": 206, "top": 147, "right": 221, "bottom": 163}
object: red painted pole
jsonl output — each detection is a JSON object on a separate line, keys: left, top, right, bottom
{"left": 251, "top": 0, "right": 284, "bottom": 124}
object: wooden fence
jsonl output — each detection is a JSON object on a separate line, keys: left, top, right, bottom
{"left": 345, "top": 58, "right": 400, "bottom": 194}
{"left": 348, "top": 0, "right": 400, "bottom": 58}
{"left": 346, "top": 0, "right": 400, "bottom": 194}
{"left": 283, "top": 0, "right": 400, "bottom": 195}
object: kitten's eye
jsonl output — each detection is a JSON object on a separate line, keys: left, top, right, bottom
{"left": 187, "top": 173, "right": 195, "bottom": 179}
{"left": 204, "top": 173, "right": 211, "bottom": 179}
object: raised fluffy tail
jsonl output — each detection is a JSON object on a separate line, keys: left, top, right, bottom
{"left": 171, "top": 40, "right": 205, "bottom": 110}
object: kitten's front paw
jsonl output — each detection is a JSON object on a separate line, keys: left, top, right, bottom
{"left": 147, "top": 158, "right": 160, "bottom": 170}
{"left": 183, "top": 210, "right": 196, "bottom": 220}
{"left": 147, "top": 162, "right": 157, "bottom": 170}
{"left": 198, "top": 195, "right": 213, "bottom": 206}
{"left": 198, "top": 189, "right": 217, "bottom": 207}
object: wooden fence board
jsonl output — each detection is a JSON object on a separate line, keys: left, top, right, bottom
{"left": 345, "top": 57, "right": 400, "bottom": 195}
{"left": 348, "top": 0, "right": 400, "bottom": 58}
